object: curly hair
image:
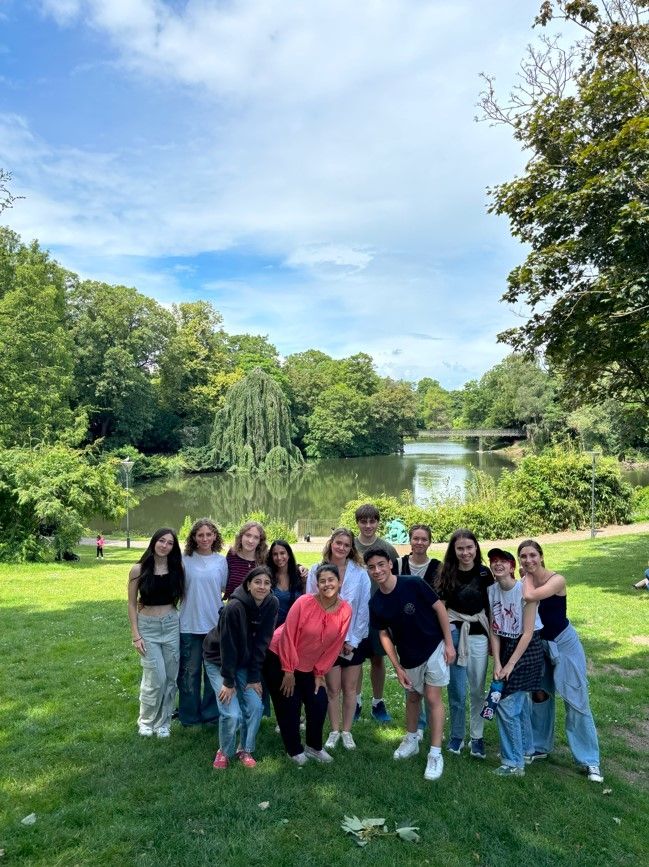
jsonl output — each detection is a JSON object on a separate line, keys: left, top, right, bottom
{"left": 184, "top": 518, "right": 224, "bottom": 556}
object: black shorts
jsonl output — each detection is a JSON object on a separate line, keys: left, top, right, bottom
{"left": 359, "top": 627, "right": 387, "bottom": 660}
{"left": 334, "top": 644, "right": 365, "bottom": 668}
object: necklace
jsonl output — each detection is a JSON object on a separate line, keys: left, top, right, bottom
{"left": 319, "top": 597, "right": 339, "bottom": 611}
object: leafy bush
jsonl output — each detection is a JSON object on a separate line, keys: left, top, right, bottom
{"left": 218, "top": 511, "right": 297, "bottom": 546}
{"left": 338, "top": 450, "right": 633, "bottom": 542}
{"left": 631, "top": 485, "right": 649, "bottom": 521}
{"left": 106, "top": 447, "right": 186, "bottom": 480}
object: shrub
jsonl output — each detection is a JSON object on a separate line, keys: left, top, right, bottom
{"left": 220, "top": 511, "right": 297, "bottom": 546}
{"left": 631, "top": 485, "right": 649, "bottom": 521}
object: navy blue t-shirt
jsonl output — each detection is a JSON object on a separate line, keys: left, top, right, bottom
{"left": 369, "top": 576, "right": 444, "bottom": 669}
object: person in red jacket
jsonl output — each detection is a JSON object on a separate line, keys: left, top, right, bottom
{"left": 264, "top": 563, "right": 352, "bottom": 765}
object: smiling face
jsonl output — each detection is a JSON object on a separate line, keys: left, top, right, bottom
{"left": 410, "top": 528, "right": 431, "bottom": 557}
{"left": 489, "top": 556, "right": 515, "bottom": 583}
{"left": 366, "top": 554, "right": 394, "bottom": 589}
{"left": 518, "top": 545, "right": 543, "bottom": 574}
{"left": 330, "top": 533, "right": 353, "bottom": 562}
{"left": 241, "top": 527, "right": 262, "bottom": 555}
{"left": 194, "top": 525, "right": 217, "bottom": 554}
{"left": 454, "top": 537, "right": 477, "bottom": 570}
{"left": 316, "top": 568, "right": 341, "bottom": 602}
{"left": 248, "top": 573, "right": 272, "bottom": 604}
{"left": 271, "top": 544, "right": 289, "bottom": 571}
{"left": 154, "top": 533, "right": 175, "bottom": 557}
{"left": 357, "top": 515, "right": 379, "bottom": 541}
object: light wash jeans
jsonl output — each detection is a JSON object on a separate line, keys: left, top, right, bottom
{"left": 204, "top": 661, "right": 264, "bottom": 758}
{"left": 496, "top": 691, "right": 534, "bottom": 768}
{"left": 178, "top": 633, "right": 219, "bottom": 725}
{"left": 448, "top": 627, "right": 489, "bottom": 741}
{"left": 137, "top": 610, "right": 180, "bottom": 731}
{"left": 531, "top": 652, "right": 600, "bottom": 766}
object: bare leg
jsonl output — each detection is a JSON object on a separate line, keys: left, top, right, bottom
{"left": 341, "top": 665, "right": 361, "bottom": 731}
{"left": 424, "top": 684, "right": 445, "bottom": 748}
{"left": 405, "top": 690, "right": 421, "bottom": 733}
{"left": 326, "top": 666, "right": 342, "bottom": 732}
{"left": 370, "top": 655, "right": 386, "bottom": 700}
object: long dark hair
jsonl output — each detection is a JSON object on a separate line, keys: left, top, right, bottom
{"left": 434, "top": 528, "right": 483, "bottom": 599}
{"left": 132, "top": 527, "right": 184, "bottom": 606}
{"left": 267, "top": 540, "right": 302, "bottom": 594}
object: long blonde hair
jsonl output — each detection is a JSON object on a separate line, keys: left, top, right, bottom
{"left": 322, "top": 528, "right": 362, "bottom": 565}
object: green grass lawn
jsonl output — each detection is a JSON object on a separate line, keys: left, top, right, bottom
{"left": 1, "top": 537, "right": 648, "bottom": 866}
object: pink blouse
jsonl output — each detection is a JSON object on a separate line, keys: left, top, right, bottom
{"left": 269, "top": 593, "right": 352, "bottom": 677}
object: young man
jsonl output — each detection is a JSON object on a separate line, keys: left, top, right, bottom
{"left": 365, "top": 547, "right": 456, "bottom": 781}
{"left": 353, "top": 503, "right": 398, "bottom": 723}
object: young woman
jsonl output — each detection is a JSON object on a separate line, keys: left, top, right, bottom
{"left": 127, "top": 528, "right": 184, "bottom": 737}
{"left": 264, "top": 563, "right": 352, "bottom": 765}
{"left": 178, "top": 518, "right": 228, "bottom": 726}
{"left": 306, "top": 528, "right": 370, "bottom": 751}
{"left": 487, "top": 548, "right": 543, "bottom": 776}
{"left": 435, "top": 528, "right": 493, "bottom": 759}
{"left": 225, "top": 521, "right": 268, "bottom": 599}
{"left": 519, "top": 539, "right": 603, "bottom": 783}
{"left": 398, "top": 524, "right": 440, "bottom": 587}
{"left": 203, "top": 566, "right": 278, "bottom": 769}
{"left": 267, "top": 540, "right": 304, "bottom": 626}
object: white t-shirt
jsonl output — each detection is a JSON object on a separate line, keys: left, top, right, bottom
{"left": 180, "top": 552, "right": 228, "bottom": 634}
{"left": 488, "top": 580, "right": 542, "bottom": 639}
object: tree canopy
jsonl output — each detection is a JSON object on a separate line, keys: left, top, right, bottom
{"left": 480, "top": 0, "right": 649, "bottom": 406}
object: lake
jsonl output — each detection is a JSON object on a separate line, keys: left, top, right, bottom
{"left": 93, "top": 439, "right": 649, "bottom": 538}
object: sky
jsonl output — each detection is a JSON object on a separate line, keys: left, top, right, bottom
{"left": 0, "top": 1, "right": 551, "bottom": 388}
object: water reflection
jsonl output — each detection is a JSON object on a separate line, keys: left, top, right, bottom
{"left": 93, "top": 439, "right": 647, "bottom": 537}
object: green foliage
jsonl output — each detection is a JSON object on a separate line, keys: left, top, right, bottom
{"left": 339, "top": 450, "right": 633, "bottom": 540}
{"left": 0, "top": 445, "right": 125, "bottom": 561}
{"left": 483, "top": 1, "right": 649, "bottom": 407}
{"left": 210, "top": 368, "right": 303, "bottom": 474}
{"left": 631, "top": 485, "right": 649, "bottom": 521}
{"left": 220, "top": 511, "right": 297, "bottom": 544}
{"left": 104, "top": 447, "right": 186, "bottom": 480}
{"left": 340, "top": 816, "right": 420, "bottom": 847}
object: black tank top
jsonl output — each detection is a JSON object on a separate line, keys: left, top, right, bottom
{"left": 538, "top": 594, "right": 569, "bottom": 641}
{"left": 139, "top": 572, "right": 177, "bottom": 606}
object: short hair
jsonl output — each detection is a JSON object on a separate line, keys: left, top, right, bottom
{"left": 243, "top": 564, "right": 273, "bottom": 590}
{"left": 409, "top": 523, "right": 432, "bottom": 542}
{"left": 315, "top": 562, "right": 340, "bottom": 581}
{"left": 363, "top": 546, "right": 392, "bottom": 565}
{"left": 354, "top": 503, "right": 380, "bottom": 522}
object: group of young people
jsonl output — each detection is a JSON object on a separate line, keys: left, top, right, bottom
{"left": 126, "top": 505, "right": 603, "bottom": 784}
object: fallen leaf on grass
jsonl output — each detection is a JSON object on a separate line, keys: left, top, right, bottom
{"left": 613, "top": 817, "right": 621, "bottom": 825}
{"left": 20, "top": 814, "right": 36, "bottom": 826}
{"left": 258, "top": 801, "right": 270, "bottom": 810}
{"left": 0, "top": 848, "right": 5, "bottom": 857}
{"left": 395, "top": 826, "right": 420, "bottom": 844}
{"left": 602, "top": 788, "right": 612, "bottom": 795}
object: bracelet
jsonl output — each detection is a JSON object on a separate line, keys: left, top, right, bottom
{"left": 132, "top": 637, "right": 142, "bottom": 643}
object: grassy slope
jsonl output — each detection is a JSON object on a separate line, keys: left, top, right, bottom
{"left": 0, "top": 538, "right": 647, "bottom": 866}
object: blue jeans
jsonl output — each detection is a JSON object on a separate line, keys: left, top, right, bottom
{"left": 448, "top": 628, "right": 489, "bottom": 741}
{"left": 204, "top": 662, "right": 264, "bottom": 758}
{"left": 531, "top": 654, "right": 600, "bottom": 766}
{"left": 496, "top": 691, "right": 534, "bottom": 768}
{"left": 178, "top": 633, "right": 219, "bottom": 725}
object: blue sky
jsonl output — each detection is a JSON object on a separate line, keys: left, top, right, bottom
{"left": 0, "top": 1, "right": 552, "bottom": 387}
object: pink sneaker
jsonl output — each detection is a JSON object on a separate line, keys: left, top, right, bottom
{"left": 213, "top": 750, "right": 229, "bottom": 770}
{"left": 237, "top": 750, "right": 257, "bottom": 768}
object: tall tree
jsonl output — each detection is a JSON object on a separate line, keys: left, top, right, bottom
{"left": 480, "top": 0, "right": 649, "bottom": 406}
{"left": 210, "top": 367, "right": 303, "bottom": 473}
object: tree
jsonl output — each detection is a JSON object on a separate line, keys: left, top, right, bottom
{"left": 0, "top": 168, "right": 20, "bottom": 214}
{"left": 284, "top": 349, "right": 340, "bottom": 446}
{"left": 0, "top": 232, "right": 76, "bottom": 446}
{"left": 480, "top": 0, "right": 649, "bottom": 407}
{"left": 416, "top": 378, "right": 454, "bottom": 429}
{"left": 367, "top": 379, "right": 419, "bottom": 453}
{"left": 67, "top": 280, "right": 175, "bottom": 444}
{"left": 210, "top": 367, "right": 303, "bottom": 473}
{"left": 304, "top": 383, "right": 370, "bottom": 459}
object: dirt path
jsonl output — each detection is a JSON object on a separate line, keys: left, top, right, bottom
{"left": 81, "top": 520, "right": 649, "bottom": 554}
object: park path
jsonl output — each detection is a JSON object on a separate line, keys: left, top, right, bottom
{"left": 81, "top": 520, "right": 649, "bottom": 555}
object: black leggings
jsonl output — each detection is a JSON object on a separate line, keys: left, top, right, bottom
{"left": 263, "top": 651, "right": 329, "bottom": 757}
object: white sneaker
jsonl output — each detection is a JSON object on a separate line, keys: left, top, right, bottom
{"left": 155, "top": 725, "right": 170, "bottom": 738}
{"left": 291, "top": 752, "right": 308, "bottom": 766}
{"left": 586, "top": 765, "right": 604, "bottom": 783}
{"left": 275, "top": 724, "right": 281, "bottom": 734}
{"left": 138, "top": 723, "right": 154, "bottom": 737}
{"left": 393, "top": 735, "right": 419, "bottom": 760}
{"left": 324, "top": 730, "right": 340, "bottom": 750}
{"left": 424, "top": 753, "right": 444, "bottom": 781}
{"left": 341, "top": 731, "right": 356, "bottom": 750}
{"left": 304, "top": 746, "right": 334, "bottom": 763}
{"left": 416, "top": 728, "right": 424, "bottom": 742}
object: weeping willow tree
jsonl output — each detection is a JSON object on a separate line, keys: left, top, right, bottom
{"left": 209, "top": 367, "right": 304, "bottom": 473}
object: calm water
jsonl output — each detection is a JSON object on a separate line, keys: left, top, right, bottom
{"left": 94, "top": 439, "right": 516, "bottom": 536}
{"left": 94, "top": 439, "right": 649, "bottom": 537}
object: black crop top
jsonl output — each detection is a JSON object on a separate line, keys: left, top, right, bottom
{"left": 139, "top": 572, "right": 177, "bottom": 607}
{"left": 538, "top": 594, "right": 569, "bottom": 641}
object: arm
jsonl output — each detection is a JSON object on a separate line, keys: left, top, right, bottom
{"left": 345, "top": 569, "right": 370, "bottom": 649}
{"left": 305, "top": 564, "right": 318, "bottom": 594}
{"left": 522, "top": 573, "right": 566, "bottom": 602}
{"left": 490, "top": 630, "right": 502, "bottom": 677}
{"left": 218, "top": 602, "right": 246, "bottom": 688}
{"left": 127, "top": 566, "right": 145, "bottom": 656}
{"left": 277, "top": 595, "right": 304, "bottom": 673}
{"left": 499, "top": 601, "right": 538, "bottom": 681}
{"left": 379, "top": 629, "right": 412, "bottom": 689}
{"left": 313, "top": 604, "right": 353, "bottom": 677}
{"left": 432, "top": 599, "right": 456, "bottom": 665}
{"left": 247, "top": 597, "right": 279, "bottom": 686}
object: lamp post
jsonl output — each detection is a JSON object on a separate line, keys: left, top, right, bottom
{"left": 586, "top": 450, "right": 599, "bottom": 539}
{"left": 121, "top": 459, "right": 134, "bottom": 549}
